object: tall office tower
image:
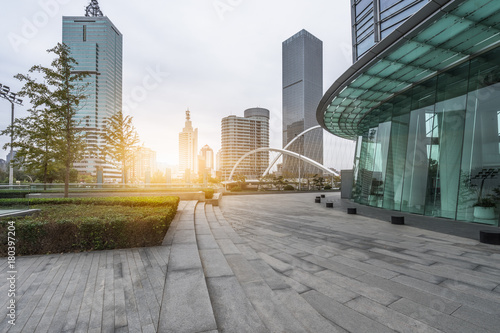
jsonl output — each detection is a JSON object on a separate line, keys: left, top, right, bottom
{"left": 179, "top": 110, "right": 198, "bottom": 178}
{"left": 129, "top": 146, "right": 157, "bottom": 182}
{"left": 199, "top": 144, "right": 214, "bottom": 176}
{"left": 63, "top": 0, "right": 123, "bottom": 181}
{"left": 220, "top": 108, "right": 270, "bottom": 180}
{"left": 352, "top": 0, "right": 428, "bottom": 61}
{"left": 282, "top": 29, "right": 323, "bottom": 177}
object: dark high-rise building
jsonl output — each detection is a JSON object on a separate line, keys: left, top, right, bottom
{"left": 352, "top": 0, "right": 428, "bottom": 61}
{"left": 282, "top": 29, "right": 323, "bottom": 176}
{"left": 63, "top": 0, "right": 123, "bottom": 181}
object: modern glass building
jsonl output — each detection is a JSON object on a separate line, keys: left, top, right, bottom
{"left": 62, "top": 1, "right": 123, "bottom": 181}
{"left": 318, "top": 0, "right": 500, "bottom": 226}
{"left": 283, "top": 30, "right": 323, "bottom": 176}
{"left": 352, "top": 0, "right": 430, "bottom": 61}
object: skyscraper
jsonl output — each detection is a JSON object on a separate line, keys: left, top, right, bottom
{"left": 179, "top": 110, "right": 198, "bottom": 178}
{"left": 199, "top": 144, "right": 214, "bottom": 176}
{"left": 220, "top": 108, "right": 270, "bottom": 180}
{"left": 62, "top": 0, "right": 123, "bottom": 181}
{"left": 282, "top": 29, "right": 323, "bottom": 176}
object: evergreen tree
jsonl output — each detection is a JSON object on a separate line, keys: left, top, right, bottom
{"left": 101, "top": 110, "right": 140, "bottom": 184}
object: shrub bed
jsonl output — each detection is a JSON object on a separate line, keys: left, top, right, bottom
{"left": 0, "top": 196, "right": 179, "bottom": 256}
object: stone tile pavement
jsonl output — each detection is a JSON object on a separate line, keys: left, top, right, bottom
{"left": 0, "top": 194, "right": 499, "bottom": 332}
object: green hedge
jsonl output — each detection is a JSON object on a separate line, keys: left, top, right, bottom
{"left": 0, "top": 196, "right": 179, "bottom": 207}
{"left": 202, "top": 188, "right": 214, "bottom": 199}
{"left": 0, "top": 196, "right": 179, "bottom": 256}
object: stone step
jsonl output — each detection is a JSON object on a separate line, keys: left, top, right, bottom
{"left": 209, "top": 205, "right": 341, "bottom": 333}
{"left": 158, "top": 201, "right": 218, "bottom": 333}
{"left": 195, "top": 203, "right": 268, "bottom": 333}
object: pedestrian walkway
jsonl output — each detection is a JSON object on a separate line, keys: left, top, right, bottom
{"left": 1, "top": 194, "right": 499, "bottom": 332}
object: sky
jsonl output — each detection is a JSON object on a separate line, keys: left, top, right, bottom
{"left": 0, "top": 0, "right": 354, "bottom": 168}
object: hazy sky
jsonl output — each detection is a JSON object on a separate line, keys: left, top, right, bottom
{"left": 0, "top": 0, "right": 353, "bottom": 166}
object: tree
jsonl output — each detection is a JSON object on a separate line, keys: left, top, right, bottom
{"left": 2, "top": 108, "right": 63, "bottom": 188}
{"left": 100, "top": 110, "right": 139, "bottom": 184}
{"left": 312, "top": 174, "right": 325, "bottom": 190}
{"left": 7, "top": 43, "right": 89, "bottom": 197}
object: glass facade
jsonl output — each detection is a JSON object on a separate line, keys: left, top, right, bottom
{"left": 282, "top": 30, "right": 323, "bottom": 176}
{"left": 352, "top": 46, "right": 500, "bottom": 226}
{"left": 62, "top": 16, "right": 123, "bottom": 181}
{"left": 352, "top": 0, "right": 429, "bottom": 60}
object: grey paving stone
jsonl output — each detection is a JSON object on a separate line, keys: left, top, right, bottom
{"left": 356, "top": 273, "right": 461, "bottom": 315}
{"left": 300, "top": 254, "right": 365, "bottom": 278}
{"left": 302, "top": 290, "right": 395, "bottom": 333}
{"left": 216, "top": 238, "right": 242, "bottom": 255}
{"left": 279, "top": 275, "right": 311, "bottom": 294}
{"left": 274, "top": 288, "right": 348, "bottom": 333}
{"left": 328, "top": 255, "right": 400, "bottom": 279}
{"left": 248, "top": 259, "right": 290, "bottom": 290}
{"left": 225, "top": 254, "right": 261, "bottom": 284}
{"left": 172, "top": 228, "right": 196, "bottom": 245}
{"left": 452, "top": 304, "right": 500, "bottom": 331}
{"left": 365, "top": 258, "right": 445, "bottom": 284}
{"left": 388, "top": 298, "right": 490, "bottom": 333}
{"left": 240, "top": 280, "right": 308, "bottom": 333}
{"left": 235, "top": 244, "right": 260, "bottom": 260}
{"left": 345, "top": 296, "right": 442, "bottom": 333}
{"left": 206, "top": 276, "right": 269, "bottom": 333}
{"left": 407, "top": 263, "right": 499, "bottom": 290}
{"left": 158, "top": 268, "right": 217, "bottom": 333}
{"left": 285, "top": 268, "right": 358, "bottom": 304}
{"left": 369, "top": 247, "right": 437, "bottom": 266}
{"left": 402, "top": 249, "right": 478, "bottom": 269}
{"left": 211, "top": 228, "right": 229, "bottom": 240}
{"left": 270, "top": 252, "right": 326, "bottom": 274}
{"left": 168, "top": 243, "right": 202, "bottom": 271}
{"left": 258, "top": 252, "right": 292, "bottom": 273}
{"left": 199, "top": 249, "right": 234, "bottom": 278}
{"left": 474, "top": 265, "right": 500, "bottom": 277}
{"left": 439, "top": 280, "right": 500, "bottom": 304}
{"left": 197, "top": 234, "right": 220, "bottom": 250}
{"left": 315, "top": 269, "right": 400, "bottom": 306}
{"left": 393, "top": 274, "right": 500, "bottom": 315}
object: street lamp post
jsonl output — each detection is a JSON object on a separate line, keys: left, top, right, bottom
{"left": 0, "top": 84, "right": 23, "bottom": 186}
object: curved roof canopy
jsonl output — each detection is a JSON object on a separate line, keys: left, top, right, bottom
{"left": 317, "top": 0, "right": 500, "bottom": 140}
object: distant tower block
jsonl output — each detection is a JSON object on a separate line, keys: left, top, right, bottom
{"left": 179, "top": 110, "right": 198, "bottom": 177}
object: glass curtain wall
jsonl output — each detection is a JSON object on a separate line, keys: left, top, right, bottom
{"left": 353, "top": 46, "right": 500, "bottom": 226}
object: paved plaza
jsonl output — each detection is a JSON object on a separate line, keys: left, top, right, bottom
{"left": 1, "top": 193, "right": 500, "bottom": 332}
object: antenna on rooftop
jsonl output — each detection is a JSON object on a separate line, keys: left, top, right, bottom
{"left": 85, "top": 0, "right": 104, "bottom": 17}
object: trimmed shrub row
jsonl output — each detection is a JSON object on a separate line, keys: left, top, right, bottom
{"left": 0, "top": 196, "right": 179, "bottom": 256}
{"left": 0, "top": 196, "right": 179, "bottom": 207}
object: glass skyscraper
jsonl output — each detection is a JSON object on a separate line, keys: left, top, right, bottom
{"left": 282, "top": 30, "right": 323, "bottom": 177}
{"left": 352, "top": 0, "right": 429, "bottom": 61}
{"left": 62, "top": 1, "right": 123, "bottom": 181}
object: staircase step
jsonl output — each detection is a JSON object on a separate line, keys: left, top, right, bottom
{"left": 195, "top": 204, "right": 268, "bottom": 333}
{"left": 158, "top": 201, "right": 218, "bottom": 333}
{"left": 209, "top": 205, "right": 316, "bottom": 333}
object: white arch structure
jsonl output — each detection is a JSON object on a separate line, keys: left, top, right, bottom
{"left": 228, "top": 147, "right": 338, "bottom": 181}
{"left": 262, "top": 125, "right": 322, "bottom": 177}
